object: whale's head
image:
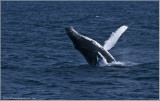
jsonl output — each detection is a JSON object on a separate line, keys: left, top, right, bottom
{"left": 65, "top": 26, "right": 75, "bottom": 35}
{"left": 65, "top": 26, "right": 82, "bottom": 44}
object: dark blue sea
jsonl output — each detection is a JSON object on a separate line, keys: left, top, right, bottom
{"left": 1, "top": 1, "right": 159, "bottom": 100}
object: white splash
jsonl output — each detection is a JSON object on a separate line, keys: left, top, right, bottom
{"left": 105, "top": 61, "right": 140, "bottom": 67}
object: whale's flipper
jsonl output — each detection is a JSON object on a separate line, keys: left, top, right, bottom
{"left": 103, "top": 25, "right": 128, "bottom": 51}
{"left": 97, "top": 52, "right": 108, "bottom": 66}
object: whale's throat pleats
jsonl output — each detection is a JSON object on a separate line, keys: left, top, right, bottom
{"left": 78, "top": 48, "right": 98, "bottom": 66}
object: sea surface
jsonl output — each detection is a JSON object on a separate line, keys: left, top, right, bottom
{"left": 1, "top": 1, "right": 159, "bottom": 100}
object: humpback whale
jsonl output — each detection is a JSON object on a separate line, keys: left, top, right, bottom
{"left": 65, "top": 25, "right": 128, "bottom": 66}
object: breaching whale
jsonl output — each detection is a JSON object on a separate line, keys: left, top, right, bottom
{"left": 65, "top": 25, "right": 128, "bottom": 66}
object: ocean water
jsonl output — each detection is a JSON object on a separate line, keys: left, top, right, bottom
{"left": 1, "top": 1, "right": 159, "bottom": 100}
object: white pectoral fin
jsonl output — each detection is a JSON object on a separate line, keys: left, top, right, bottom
{"left": 103, "top": 25, "right": 128, "bottom": 51}
{"left": 97, "top": 52, "right": 108, "bottom": 66}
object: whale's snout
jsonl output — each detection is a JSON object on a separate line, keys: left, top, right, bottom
{"left": 65, "top": 26, "right": 74, "bottom": 32}
{"left": 65, "top": 26, "right": 81, "bottom": 44}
